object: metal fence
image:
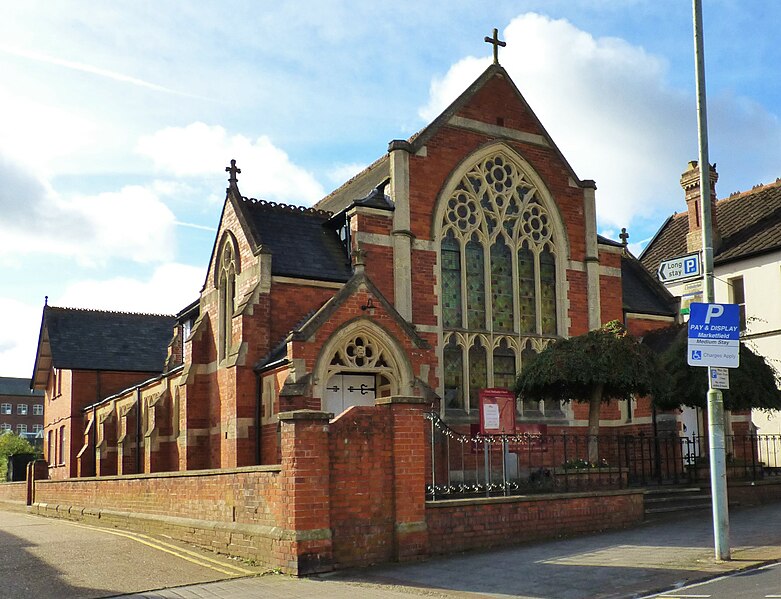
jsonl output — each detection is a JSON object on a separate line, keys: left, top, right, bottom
{"left": 425, "top": 411, "right": 781, "bottom": 500}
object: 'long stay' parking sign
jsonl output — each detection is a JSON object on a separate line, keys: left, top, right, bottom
{"left": 687, "top": 302, "right": 740, "bottom": 368}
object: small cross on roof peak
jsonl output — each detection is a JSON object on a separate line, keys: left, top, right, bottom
{"left": 226, "top": 159, "right": 241, "bottom": 185}
{"left": 484, "top": 28, "right": 506, "bottom": 65}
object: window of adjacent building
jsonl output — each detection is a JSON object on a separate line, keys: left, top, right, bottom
{"left": 33, "top": 404, "right": 43, "bottom": 416}
{"left": 17, "top": 404, "right": 28, "bottom": 416}
{"left": 439, "top": 151, "right": 561, "bottom": 414}
{"left": 33, "top": 425, "right": 43, "bottom": 434}
{"left": 0, "top": 423, "right": 11, "bottom": 433}
{"left": 58, "top": 425, "right": 65, "bottom": 465}
{"left": 729, "top": 276, "right": 747, "bottom": 332}
{"left": 0, "top": 403, "right": 10, "bottom": 415}
{"left": 16, "top": 424, "right": 27, "bottom": 434}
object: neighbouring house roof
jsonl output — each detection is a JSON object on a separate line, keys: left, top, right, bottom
{"left": 0, "top": 376, "right": 43, "bottom": 397}
{"left": 621, "top": 253, "right": 677, "bottom": 317}
{"left": 31, "top": 306, "right": 176, "bottom": 389}
{"left": 232, "top": 195, "right": 352, "bottom": 283}
{"left": 640, "top": 179, "right": 781, "bottom": 272}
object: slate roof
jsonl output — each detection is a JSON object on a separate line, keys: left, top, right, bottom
{"left": 621, "top": 253, "right": 677, "bottom": 317}
{"left": 234, "top": 197, "right": 352, "bottom": 283}
{"left": 32, "top": 307, "right": 175, "bottom": 386}
{"left": 640, "top": 179, "right": 781, "bottom": 272}
{"left": 0, "top": 377, "right": 43, "bottom": 397}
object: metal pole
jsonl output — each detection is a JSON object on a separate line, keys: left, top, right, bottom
{"left": 693, "top": 0, "right": 730, "bottom": 560}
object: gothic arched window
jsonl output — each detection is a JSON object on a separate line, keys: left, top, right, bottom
{"left": 218, "top": 240, "right": 236, "bottom": 362}
{"left": 439, "top": 151, "right": 561, "bottom": 413}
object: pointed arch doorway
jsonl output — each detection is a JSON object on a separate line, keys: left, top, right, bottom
{"left": 316, "top": 322, "right": 413, "bottom": 416}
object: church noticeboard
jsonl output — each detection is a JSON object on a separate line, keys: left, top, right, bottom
{"left": 478, "top": 388, "right": 516, "bottom": 435}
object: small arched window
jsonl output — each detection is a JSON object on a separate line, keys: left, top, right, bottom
{"left": 218, "top": 241, "right": 236, "bottom": 362}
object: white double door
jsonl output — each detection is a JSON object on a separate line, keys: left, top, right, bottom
{"left": 323, "top": 373, "right": 376, "bottom": 416}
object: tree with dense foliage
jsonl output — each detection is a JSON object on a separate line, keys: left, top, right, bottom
{"left": 644, "top": 323, "right": 781, "bottom": 413}
{"left": 0, "top": 432, "right": 37, "bottom": 481}
{"left": 515, "top": 320, "right": 665, "bottom": 462}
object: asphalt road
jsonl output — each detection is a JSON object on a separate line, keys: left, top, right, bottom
{"left": 652, "top": 561, "right": 781, "bottom": 598}
{"left": 0, "top": 510, "right": 261, "bottom": 598}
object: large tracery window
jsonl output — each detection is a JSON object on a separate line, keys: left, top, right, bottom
{"left": 439, "top": 151, "right": 562, "bottom": 415}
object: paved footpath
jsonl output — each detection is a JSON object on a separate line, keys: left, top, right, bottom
{"left": 122, "top": 502, "right": 781, "bottom": 599}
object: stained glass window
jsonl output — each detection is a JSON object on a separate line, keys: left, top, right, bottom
{"left": 540, "top": 247, "right": 557, "bottom": 335}
{"left": 520, "top": 345, "right": 540, "bottom": 415}
{"left": 444, "top": 338, "right": 463, "bottom": 409}
{"left": 493, "top": 340, "right": 516, "bottom": 390}
{"left": 518, "top": 246, "right": 536, "bottom": 334}
{"left": 491, "top": 238, "right": 513, "bottom": 332}
{"left": 439, "top": 150, "right": 561, "bottom": 413}
{"left": 468, "top": 340, "right": 487, "bottom": 408}
{"left": 441, "top": 232, "right": 462, "bottom": 328}
{"left": 465, "top": 236, "right": 486, "bottom": 329}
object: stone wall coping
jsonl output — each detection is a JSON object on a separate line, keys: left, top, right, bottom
{"left": 30, "top": 502, "right": 330, "bottom": 542}
{"left": 375, "top": 396, "right": 429, "bottom": 406}
{"left": 425, "top": 488, "right": 641, "bottom": 508}
{"left": 35, "top": 463, "right": 282, "bottom": 484}
{"left": 278, "top": 409, "right": 332, "bottom": 422}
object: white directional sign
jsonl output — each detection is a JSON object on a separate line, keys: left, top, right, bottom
{"left": 657, "top": 253, "right": 701, "bottom": 283}
{"left": 687, "top": 303, "right": 740, "bottom": 368}
{"left": 711, "top": 367, "right": 730, "bottom": 390}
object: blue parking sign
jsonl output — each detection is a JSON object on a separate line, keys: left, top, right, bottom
{"left": 687, "top": 303, "right": 740, "bottom": 367}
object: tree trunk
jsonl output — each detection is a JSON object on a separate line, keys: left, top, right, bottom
{"left": 588, "top": 383, "right": 604, "bottom": 463}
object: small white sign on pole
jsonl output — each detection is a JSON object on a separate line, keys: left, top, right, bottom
{"left": 711, "top": 367, "right": 730, "bottom": 390}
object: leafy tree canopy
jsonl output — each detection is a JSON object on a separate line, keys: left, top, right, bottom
{"left": 647, "top": 324, "right": 781, "bottom": 412}
{"left": 0, "top": 432, "right": 37, "bottom": 481}
{"left": 515, "top": 320, "right": 665, "bottom": 403}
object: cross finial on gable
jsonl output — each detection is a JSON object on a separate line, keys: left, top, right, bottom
{"left": 619, "top": 227, "right": 629, "bottom": 248}
{"left": 226, "top": 159, "right": 241, "bottom": 185}
{"left": 484, "top": 28, "right": 506, "bottom": 65}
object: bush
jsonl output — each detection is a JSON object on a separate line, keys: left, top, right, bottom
{"left": 0, "top": 432, "right": 38, "bottom": 481}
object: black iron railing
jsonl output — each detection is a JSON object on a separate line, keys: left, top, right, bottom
{"left": 425, "top": 412, "right": 781, "bottom": 501}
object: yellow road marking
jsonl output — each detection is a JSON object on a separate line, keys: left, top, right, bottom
{"left": 60, "top": 520, "right": 250, "bottom": 577}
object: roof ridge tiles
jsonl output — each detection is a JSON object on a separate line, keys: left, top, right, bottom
{"left": 241, "top": 196, "right": 333, "bottom": 218}
{"left": 47, "top": 305, "right": 175, "bottom": 318}
{"left": 721, "top": 177, "right": 781, "bottom": 204}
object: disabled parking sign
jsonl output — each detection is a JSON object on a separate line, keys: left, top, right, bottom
{"left": 687, "top": 303, "right": 740, "bottom": 368}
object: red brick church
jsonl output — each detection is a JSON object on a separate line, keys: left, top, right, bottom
{"left": 32, "top": 60, "right": 677, "bottom": 480}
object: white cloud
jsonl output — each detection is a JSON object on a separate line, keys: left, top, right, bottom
{"left": 56, "top": 263, "right": 205, "bottom": 315}
{"left": 136, "top": 123, "right": 325, "bottom": 205}
{"left": 417, "top": 13, "right": 781, "bottom": 231}
{"left": 0, "top": 154, "right": 176, "bottom": 265}
{"left": 0, "top": 298, "right": 42, "bottom": 378}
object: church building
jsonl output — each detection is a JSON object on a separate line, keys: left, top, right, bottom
{"left": 32, "top": 57, "right": 677, "bottom": 478}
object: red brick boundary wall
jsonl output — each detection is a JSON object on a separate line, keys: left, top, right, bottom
{"left": 0, "top": 481, "right": 26, "bottom": 508}
{"left": 427, "top": 490, "right": 643, "bottom": 555}
{"left": 20, "top": 397, "right": 736, "bottom": 575}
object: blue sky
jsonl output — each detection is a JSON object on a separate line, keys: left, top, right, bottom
{"left": 2, "top": 1, "right": 780, "bottom": 377}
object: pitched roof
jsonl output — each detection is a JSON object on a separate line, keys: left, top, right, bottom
{"left": 232, "top": 195, "right": 352, "bottom": 283}
{"left": 31, "top": 306, "right": 175, "bottom": 388}
{"left": 621, "top": 253, "right": 677, "bottom": 317}
{"left": 640, "top": 179, "right": 781, "bottom": 272}
{"left": 0, "top": 377, "right": 43, "bottom": 397}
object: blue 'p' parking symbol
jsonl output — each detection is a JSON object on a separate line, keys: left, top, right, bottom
{"left": 684, "top": 257, "right": 697, "bottom": 275}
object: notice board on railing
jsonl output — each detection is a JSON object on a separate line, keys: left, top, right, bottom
{"left": 478, "top": 388, "right": 516, "bottom": 435}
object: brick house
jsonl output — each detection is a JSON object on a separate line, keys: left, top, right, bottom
{"left": 0, "top": 377, "right": 44, "bottom": 440}
{"left": 640, "top": 161, "right": 781, "bottom": 440}
{"left": 31, "top": 61, "right": 678, "bottom": 479}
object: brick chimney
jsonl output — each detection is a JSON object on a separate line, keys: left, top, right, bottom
{"left": 680, "top": 160, "right": 720, "bottom": 253}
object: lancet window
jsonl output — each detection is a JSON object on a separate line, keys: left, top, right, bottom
{"left": 218, "top": 240, "right": 237, "bottom": 362}
{"left": 439, "top": 151, "right": 562, "bottom": 415}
